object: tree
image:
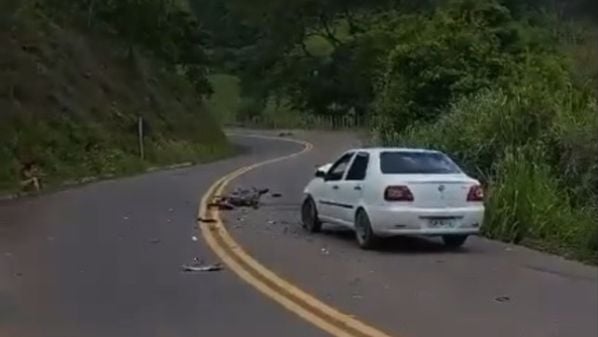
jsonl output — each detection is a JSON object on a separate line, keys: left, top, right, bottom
{"left": 374, "top": 0, "right": 526, "bottom": 136}
{"left": 44, "top": 0, "right": 213, "bottom": 97}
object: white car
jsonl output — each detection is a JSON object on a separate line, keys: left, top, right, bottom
{"left": 301, "top": 148, "right": 485, "bottom": 249}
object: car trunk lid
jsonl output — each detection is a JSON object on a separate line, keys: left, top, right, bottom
{"left": 386, "top": 174, "right": 476, "bottom": 208}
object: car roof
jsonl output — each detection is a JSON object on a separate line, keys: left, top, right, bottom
{"left": 348, "top": 147, "right": 442, "bottom": 154}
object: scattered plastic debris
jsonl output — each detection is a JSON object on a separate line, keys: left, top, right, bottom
{"left": 349, "top": 277, "right": 362, "bottom": 286}
{"left": 210, "top": 187, "right": 270, "bottom": 210}
{"left": 209, "top": 200, "right": 234, "bottom": 210}
{"left": 182, "top": 263, "right": 223, "bottom": 273}
{"left": 321, "top": 248, "right": 330, "bottom": 255}
{"left": 495, "top": 296, "right": 510, "bottom": 303}
{"left": 267, "top": 220, "right": 277, "bottom": 225}
{"left": 191, "top": 236, "right": 198, "bottom": 242}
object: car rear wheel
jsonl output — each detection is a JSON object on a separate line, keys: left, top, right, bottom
{"left": 442, "top": 235, "right": 468, "bottom": 248}
{"left": 301, "top": 197, "right": 321, "bottom": 233}
{"left": 355, "top": 209, "right": 378, "bottom": 250}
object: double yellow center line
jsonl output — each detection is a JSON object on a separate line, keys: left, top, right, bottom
{"left": 197, "top": 134, "right": 396, "bottom": 337}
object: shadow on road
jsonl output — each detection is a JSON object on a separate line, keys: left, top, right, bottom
{"left": 320, "top": 226, "right": 471, "bottom": 255}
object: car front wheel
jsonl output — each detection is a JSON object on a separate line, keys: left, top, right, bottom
{"left": 301, "top": 197, "right": 322, "bottom": 233}
{"left": 442, "top": 235, "right": 468, "bottom": 248}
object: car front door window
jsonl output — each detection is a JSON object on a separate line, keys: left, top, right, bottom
{"left": 326, "top": 153, "right": 354, "bottom": 181}
{"left": 345, "top": 152, "right": 370, "bottom": 181}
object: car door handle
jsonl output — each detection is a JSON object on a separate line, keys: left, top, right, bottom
{"left": 354, "top": 186, "right": 362, "bottom": 191}
{"left": 332, "top": 185, "right": 339, "bottom": 190}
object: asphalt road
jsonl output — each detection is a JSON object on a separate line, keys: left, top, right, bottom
{"left": 1, "top": 130, "right": 596, "bottom": 337}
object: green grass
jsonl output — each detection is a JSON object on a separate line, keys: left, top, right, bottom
{"left": 484, "top": 148, "right": 597, "bottom": 262}
{"left": 305, "top": 35, "right": 335, "bottom": 57}
{"left": 0, "top": 8, "right": 231, "bottom": 195}
{"left": 392, "top": 82, "right": 598, "bottom": 263}
{"left": 206, "top": 74, "right": 241, "bottom": 123}
{"left": 205, "top": 74, "right": 306, "bottom": 128}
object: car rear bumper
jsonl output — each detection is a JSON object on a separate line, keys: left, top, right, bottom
{"left": 367, "top": 205, "right": 484, "bottom": 237}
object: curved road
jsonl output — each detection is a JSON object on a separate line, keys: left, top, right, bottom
{"left": 0, "top": 130, "right": 596, "bottom": 337}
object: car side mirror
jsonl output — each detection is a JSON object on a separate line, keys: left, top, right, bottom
{"left": 314, "top": 163, "right": 332, "bottom": 179}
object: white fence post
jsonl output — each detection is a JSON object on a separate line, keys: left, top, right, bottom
{"left": 138, "top": 116, "right": 144, "bottom": 160}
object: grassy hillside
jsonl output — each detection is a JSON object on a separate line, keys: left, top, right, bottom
{"left": 206, "top": 74, "right": 241, "bottom": 124}
{"left": 0, "top": 4, "right": 231, "bottom": 194}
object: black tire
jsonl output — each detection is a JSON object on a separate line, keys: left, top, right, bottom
{"left": 355, "top": 209, "right": 378, "bottom": 250}
{"left": 301, "top": 197, "right": 322, "bottom": 233}
{"left": 442, "top": 235, "right": 468, "bottom": 248}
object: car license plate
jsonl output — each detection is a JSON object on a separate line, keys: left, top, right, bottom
{"left": 429, "top": 219, "right": 455, "bottom": 228}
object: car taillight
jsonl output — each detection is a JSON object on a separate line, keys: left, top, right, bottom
{"left": 384, "top": 186, "right": 414, "bottom": 202}
{"left": 467, "top": 185, "right": 484, "bottom": 202}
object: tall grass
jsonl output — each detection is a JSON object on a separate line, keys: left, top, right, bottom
{"left": 392, "top": 68, "right": 598, "bottom": 262}
{"left": 485, "top": 147, "right": 597, "bottom": 259}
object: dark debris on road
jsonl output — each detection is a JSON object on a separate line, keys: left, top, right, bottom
{"left": 210, "top": 187, "right": 270, "bottom": 210}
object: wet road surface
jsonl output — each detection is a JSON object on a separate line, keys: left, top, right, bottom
{"left": 1, "top": 130, "right": 596, "bottom": 337}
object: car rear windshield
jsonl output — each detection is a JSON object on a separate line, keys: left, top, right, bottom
{"left": 380, "top": 151, "right": 462, "bottom": 174}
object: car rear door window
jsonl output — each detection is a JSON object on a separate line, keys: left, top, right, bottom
{"left": 380, "top": 151, "right": 462, "bottom": 174}
{"left": 345, "top": 152, "right": 369, "bottom": 181}
{"left": 326, "top": 152, "right": 354, "bottom": 181}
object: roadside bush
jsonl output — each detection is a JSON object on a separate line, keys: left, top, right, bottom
{"left": 391, "top": 56, "right": 598, "bottom": 261}
{"left": 484, "top": 148, "right": 596, "bottom": 255}
{"left": 237, "top": 96, "right": 266, "bottom": 122}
